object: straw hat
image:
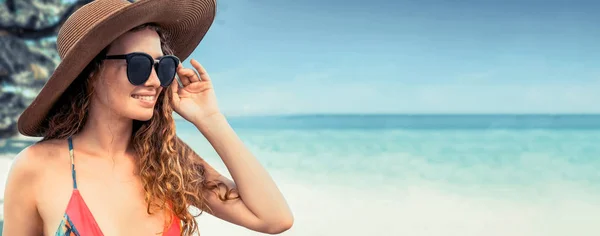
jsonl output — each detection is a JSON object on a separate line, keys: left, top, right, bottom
{"left": 17, "top": 0, "right": 216, "bottom": 137}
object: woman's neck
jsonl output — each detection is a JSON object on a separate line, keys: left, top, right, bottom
{"left": 75, "top": 103, "right": 134, "bottom": 159}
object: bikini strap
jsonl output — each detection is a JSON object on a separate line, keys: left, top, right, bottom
{"left": 68, "top": 136, "right": 78, "bottom": 189}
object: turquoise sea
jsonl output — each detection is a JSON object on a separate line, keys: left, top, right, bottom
{"left": 192, "top": 114, "right": 600, "bottom": 190}
{"left": 187, "top": 115, "right": 600, "bottom": 236}
{"left": 1, "top": 114, "right": 599, "bottom": 235}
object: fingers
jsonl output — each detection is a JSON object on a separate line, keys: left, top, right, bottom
{"left": 190, "top": 59, "right": 211, "bottom": 82}
{"left": 176, "top": 59, "right": 211, "bottom": 86}
{"left": 177, "top": 64, "right": 192, "bottom": 86}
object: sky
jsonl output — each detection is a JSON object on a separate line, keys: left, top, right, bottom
{"left": 75, "top": 0, "right": 600, "bottom": 115}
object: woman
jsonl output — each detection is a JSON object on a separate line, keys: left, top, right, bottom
{"left": 3, "top": 0, "right": 293, "bottom": 235}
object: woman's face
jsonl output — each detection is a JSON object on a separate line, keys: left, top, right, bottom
{"left": 92, "top": 28, "right": 165, "bottom": 121}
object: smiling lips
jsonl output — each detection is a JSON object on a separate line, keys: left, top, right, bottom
{"left": 131, "top": 91, "right": 158, "bottom": 108}
{"left": 131, "top": 94, "right": 155, "bottom": 101}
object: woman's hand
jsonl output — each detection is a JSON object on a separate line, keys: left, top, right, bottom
{"left": 170, "top": 59, "right": 221, "bottom": 124}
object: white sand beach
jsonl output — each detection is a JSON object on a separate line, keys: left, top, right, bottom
{"left": 2, "top": 152, "right": 598, "bottom": 236}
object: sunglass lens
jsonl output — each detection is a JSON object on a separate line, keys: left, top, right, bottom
{"left": 157, "top": 56, "right": 178, "bottom": 87}
{"left": 127, "top": 55, "right": 153, "bottom": 85}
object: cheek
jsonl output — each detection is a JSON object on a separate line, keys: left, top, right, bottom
{"left": 94, "top": 73, "right": 134, "bottom": 107}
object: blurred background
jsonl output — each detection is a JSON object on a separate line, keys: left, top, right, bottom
{"left": 2, "top": 0, "right": 600, "bottom": 235}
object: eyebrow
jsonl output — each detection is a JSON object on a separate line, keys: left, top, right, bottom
{"left": 110, "top": 52, "right": 164, "bottom": 60}
{"left": 128, "top": 51, "right": 163, "bottom": 59}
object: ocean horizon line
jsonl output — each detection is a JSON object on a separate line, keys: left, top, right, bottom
{"left": 165, "top": 113, "right": 600, "bottom": 130}
{"left": 221, "top": 113, "right": 600, "bottom": 118}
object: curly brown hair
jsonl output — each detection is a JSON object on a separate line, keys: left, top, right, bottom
{"left": 40, "top": 23, "right": 237, "bottom": 236}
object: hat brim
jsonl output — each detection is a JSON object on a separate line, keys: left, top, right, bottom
{"left": 17, "top": 0, "right": 216, "bottom": 137}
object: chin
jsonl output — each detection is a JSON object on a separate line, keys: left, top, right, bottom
{"left": 126, "top": 96, "right": 159, "bottom": 121}
{"left": 130, "top": 110, "right": 155, "bottom": 121}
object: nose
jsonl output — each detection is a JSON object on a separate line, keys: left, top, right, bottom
{"left": 143, "top": 62, "right": 161, "bottom": 88}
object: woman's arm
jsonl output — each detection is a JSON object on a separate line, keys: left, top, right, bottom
{"left": 193, "top": 113, "right": 294, "bottom": 234}
{"left": 3, "top": 146, "right": 44, "bottom": 235}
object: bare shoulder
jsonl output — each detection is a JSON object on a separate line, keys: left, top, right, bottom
{"left": 8, "top": 139, "right": 68, "bottom": 184}
{"left": 14, "top": 139, "right": 65, "bottom": 165}
{"left": 3, "top": 139, "right": 69, "bottom": 235}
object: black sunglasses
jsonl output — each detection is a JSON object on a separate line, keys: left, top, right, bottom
{"left": 102, "top": 52, "right": 180, "bottom": 87}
